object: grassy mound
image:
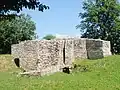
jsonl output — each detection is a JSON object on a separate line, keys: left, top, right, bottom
{"left": 0, "top": 55, "right": 120, "bottom": 90}
{"left": 0, "top": 54, "right": 18, "bottom": 72}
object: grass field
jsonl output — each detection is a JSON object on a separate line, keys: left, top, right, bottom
{"left": 0, "top": 55, "right": 120, "bottom": 90}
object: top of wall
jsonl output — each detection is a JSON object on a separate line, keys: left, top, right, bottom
{"left": 15, "top": 37, "right": 110, "bottom": 45}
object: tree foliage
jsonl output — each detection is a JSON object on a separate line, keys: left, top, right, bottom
{"left": 0, "top": 0, "right": 49, "bottom": 20}
{"left": 0, "top": 14, "right": 36, "bottom": 54}
{"left": 43, "top": 34, "right": 56, "bottom": 40}
{"left": 77, "top": 0, "right": 120, "bottom": 54}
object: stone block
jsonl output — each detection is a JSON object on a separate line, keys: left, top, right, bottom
{"left": 73, "top": 38, "right": 87, "bottom": 59}
{"left": 87, "top": 50, "right": 104, "bottom": 59}
{"left": 102, "top": 41, "right": 112, "bottom": 56}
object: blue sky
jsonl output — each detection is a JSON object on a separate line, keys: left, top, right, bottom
{"left": 22, "top": 0, "right": 84, "bottom": 39}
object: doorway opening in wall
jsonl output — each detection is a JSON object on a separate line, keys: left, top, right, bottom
{"left": 14, "top": 58, "right": 20, "bottom": 67}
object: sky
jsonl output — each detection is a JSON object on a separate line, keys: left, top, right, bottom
{"left": 21, "top": 0, "right": 84, "bottom": 39}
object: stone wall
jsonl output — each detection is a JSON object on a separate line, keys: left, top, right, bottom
{"left": 102, "top": 41, "right": 112, "bottom": 56}
{"left": 86, "top": 39, "right": 104, "bottom": 59}
{"left": 64, "top": 40, "right": 74, "bottom": 66}
{"left": 86, "top": 39, "right": 112, "bottom": 59}
{"left": 37, "top": 40, "right": 64, "bottom": 72}
{"left": 11, "top": 38, "right": 112, "bottom": 76}
{"left": 12, "top": 40, "right": 39, "bottom": 71}
{"left": 12, "top": 40, "right": 66, "bottom": 73}
{"left": 73, "top": 38, "right": 87, "bottom": 59}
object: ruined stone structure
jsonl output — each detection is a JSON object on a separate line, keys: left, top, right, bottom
{"left": 11, "top": 38, "right": 111, "bottom": 76}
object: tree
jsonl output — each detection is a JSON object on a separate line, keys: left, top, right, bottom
{"left": 0, "top": 0, "right": 49, "bottom": 20}
{"left": 0, "top": 14, "right": 36, "bottom": 54}
{"left": 77, "top": 0, "right": 120, "bottom": 54}
{"left": 43, "top": 34, "right": 56, "bottom": 40}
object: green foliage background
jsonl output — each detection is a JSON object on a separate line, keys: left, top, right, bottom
{"left": 0, "top": 14, "right": 36, "bottom": 54}
{"left": 43, "top": 34, "right": 56, "bottom": 40}
{"left": 77, "top": 0, "right": 120, "bottom": 54}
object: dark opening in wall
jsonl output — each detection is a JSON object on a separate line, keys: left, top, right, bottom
{"left": 14, "top": 58, "right": 20, "bottom": 67}
{"left": 63, "top": 41, "right": 65, "bottom": 64}
{"left": 63, "top": 67, "right": 70, "bottom": 74}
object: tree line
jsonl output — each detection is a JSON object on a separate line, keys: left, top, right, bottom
{"left": 77, "top": 0, "right": 120, "bottom": 54}
{"left": 1, "top": 0, "right": 120, "bottom": 54}
{"left": 0, "top": 0, "right": 49, "bottom": 54}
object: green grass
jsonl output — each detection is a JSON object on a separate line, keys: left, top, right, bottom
{"left": 0, "top": 55, "right": 120, "bottom": 90}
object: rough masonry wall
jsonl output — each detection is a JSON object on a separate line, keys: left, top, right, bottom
{"left": 37, "top": 40, "right": 65, "bottom": 71}
{"left": 102, "top": 41, "right": 112, "bottom": 56}
{"left": 86, "top": 39, "right": 104, "bottom": 59}
{"left": 12, "top": 40, "right": 39, "bottom": 71}
{"left": 11, "top": 44, "right": 21, "bottom": 59}
{"left": 64, "top": 40, "right": 74, "bottom": 66}
{"left": 11, "top": 42, "right": 25, "bottom": 68}
{"left": 20, "top": 40, "right": 38, "bottom": 71}
{"left": 86, "top": 39, "right": 112, "bottom": 59}
{"left": 11, "top": 38, "right": 112, "bottom": 76}
{"left": 73, "top": 38, "right": 87, "bottom": 59}
{"left": 12, "top": 40, "right": 66, "bottom": 74}
{"left": 56, "top": 38, "right": 88, "bottom": 59}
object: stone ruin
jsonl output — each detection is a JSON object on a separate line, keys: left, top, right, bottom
{"left": 11, "top": 38, "right": 112, "bottom": 76}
